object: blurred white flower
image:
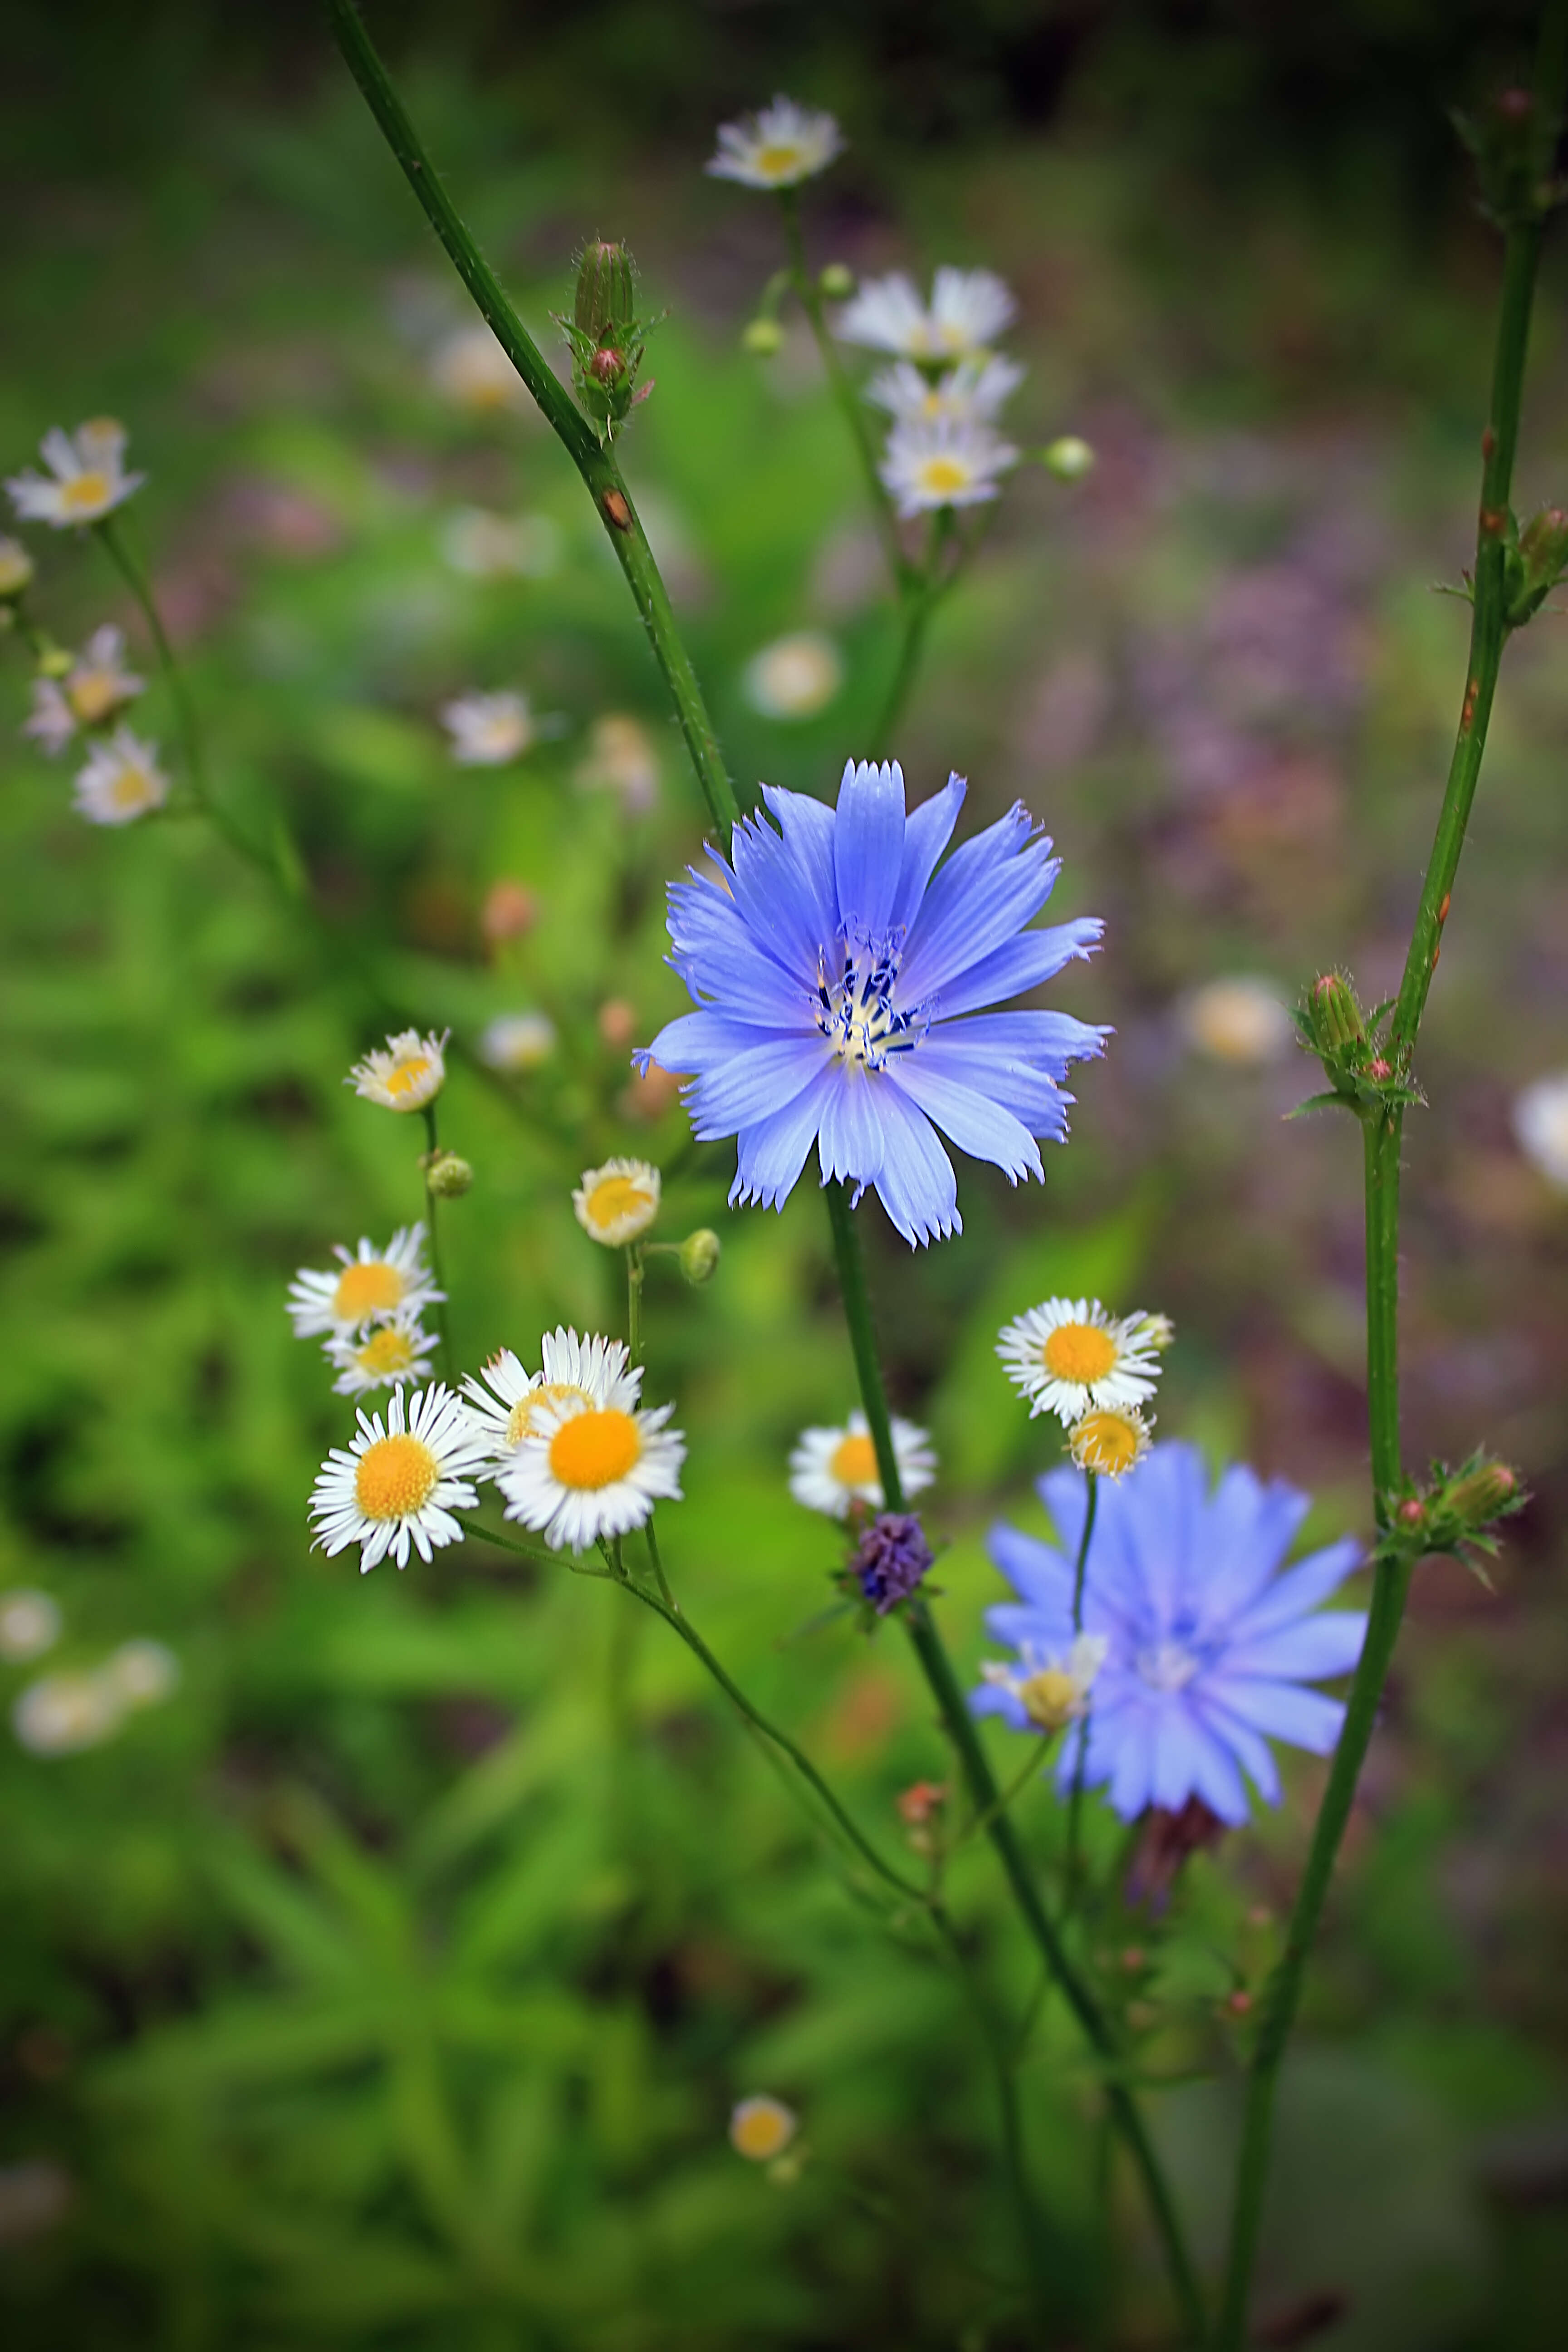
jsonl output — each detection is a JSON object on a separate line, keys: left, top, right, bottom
{"left": 7, "top": 420, "right": 144, "bottom": 529}
{"left": 430, "top": 325, "right": 527, "bottom": 414}
{"left": 13, "top": 1671, "right": 122, "bottom": 1756}
{"left": 480, "top": 1012, "right": 557, "bottom": 1073}
{"left": 879, "top": 416, "right": 1018, "bottom": 517}
{"left": 744, "top": 631, "right": 844, "bottom": 720}
{"left": 24, "top": 624, "right": 146, "bottom": 755}
{"left": 1179, "top": 975, "right": 1295, "bottom": 1066}
{"left": 103, "top": 1639, "right": 180, "bottom": 1709}
{"left": 439, "top": 507, "right": 563, "bottom": 579}
{"left": 0, "top": 1590, "right": 62, "bottom": 1663}
{"left": 707, "top": 97, "right": 844, "bottom": 190}
{"left": 865, "top": 354, "right": 1024, "bottom": 427}
{"left": 1513, "top": 1069, "right": 1568, "bottom": 1189}
{"left": 72, "top": 726, "right": 170, "bottom": 826}
{"left": 574, "top": 713, "right": 659, "bottom": 811}
{"left": 348, "top": 1027, "right": 448, "bottom": 1113}
{"left": 729, "top": 2095, "right": 799, "bottom": 2160}
{"left": 838, "top": 268, "right": 1016, "bottom": 361}
{"left": 442, "top": 690, "right": 535, "bottom": 767}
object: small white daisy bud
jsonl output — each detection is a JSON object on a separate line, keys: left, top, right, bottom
{"left": 573, "top": 1158, "right": 661, "bottom": 1247}
{"left": 1068, "top": 1403, "right": 1153, "bottom": 1480}
{"left": 422, "top": 1148, "right": 473, "bottom": 1198}
{"left": 817, "top": 263, "right": 854, "bottom": 299}
{"left": 348, "top": 1028, "right": 449, "bottom": 1114}
{"left": 741, "top": 317, "right": 785, "bottom": 356}
{"left": 678, "top": 1228, "right": 721, "bottom": 1285}
{"left": 1042, "top": 434, "right": 1095, "bottom": 481}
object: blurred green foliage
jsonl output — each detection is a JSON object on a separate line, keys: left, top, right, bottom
{"left": 4, "top": 10, "right": 1568, "bottom": 2347}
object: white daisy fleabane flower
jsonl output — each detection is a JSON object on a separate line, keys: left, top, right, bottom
{"left": 22, "top": 681, "right": 76, "bottom": 756}
{"left": 310, "top": 1384, "right": 490, "bottom": 1573}
{"left": 325, "top": 1307, "right": 439, "bottom": 1396}
{"left": 348, "top": 1027, "right": 449, "bottom": 1113}
{"left": 24, "top": 624, "right": 147, "bottom": 755}
{"left": 287, "top": 1227, "right": 442, "bottom": 1339}
{"left": 865, "top": 355, "right": 1025, "bottom": 428}
{"left": 479, "top": 1012, "right": 558, "bottom": 1073}
{"left": 442, "top": 691, "right": 535, "bottom": 768}
{"left": 837, "top": 268, "right": 1016, "bottom": 360}
{"left": 706, "top": 96, "right": 845, "bottom": 190}
{"left": 429, "top": 324, "right": 529, "bottom": 414}
{"left": 743, "top": 632, "right": 843, "bottom": 721}
{"left": 979, "top": 1632, "right": 1108, "bottom": 1731}
{"left": 996, "top": 1298, "right": 1164, "bottom": 1425}
{"left": 573, "top": 1157, "right": 661, "bottom": 1247}
{"left": 7, "top": 420, "right": 145, "bottom": 529}
{"left": 103, "top": 1639, "right": 180, "bottom": 1708}
{"left": 497, "top": 1390, "right": 685, "bottom": 1552}
{"left": 462, "top": 1329, "right": 641, "bottom": 1463}
{"left": 879, "top": 416, "right": 1019, "bottom": 518}
{"left": 12, "top": 1671, "right": 123, "bottom": 1756}
{"left": 1068, "top": 1402, "right": 1154, "bottom": 1481}
{"left": 73, "top": 726, "right": 170, "bottom": 826}
{"left": 1180, "top": 976, "right": 1294, "bottom": 1067}
{"left": 788, "top": 1409, "right": 936, "bottom": 1519}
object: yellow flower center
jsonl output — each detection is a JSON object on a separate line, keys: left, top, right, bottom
{"left": 67, "top": 672, "right": 121, "bottom": 723}
{"left": 383, "top": 1056, "right": 431, "bottom": 1099}
{"left": 731, "top": 2100, "right": 794, "bottom": 2160}
{"left": 916, "top": 455, "right": 971, "bottom": 497}
{"left": 505, "top": 1381, "right": 589, "bottom": 1447}
{"left": 756, "top": 142, "right": 804, "bottom": 177}
{"left": 829, "top": 1432, "right": 879, "bottom": 1489}
{"left": 1072, "top": 1410, "right": 1143, "bottom": 1478}
{"left": 548, "top": 1407, "right": 642, "bottom": 1491}
{"left": 357, "top": 1326, "right": 417, "bottom": 1377}
{"left": 1042, "top": 1323, "right": 1118, "bottom": 1387}
{"left": 584, "top": 1175, "right": 653, "bottom": 1232}
{"left": 333, "top": 1261, "right": 405, "bottom": 1320}
{"left": 110, "top": 765, "right": 153, "bottom": 809}
{"left": 60, "top": 470, "right": 111, "bottom": 514}
{"left": 354, "top": 1433, "right": 439, "bottom": 1519}
{"left": 1019, "top": 1668, "right": 1081, "bottom": 1730}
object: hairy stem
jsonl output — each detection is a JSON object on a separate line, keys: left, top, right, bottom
{"left": 823, "top": 1180, "right": 1205, "bottom": 2342}
{"left": 1214, "top": 12, "right": 1567, "bottom": 2332}
{"left": 419, "top": 1103, "right": 455, "bottom": 1379}
{"left": 325, "top": 0, "right": 739, "bottom": 846}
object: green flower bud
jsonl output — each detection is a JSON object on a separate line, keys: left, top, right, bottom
{"left": 817, "top": 263, "right": 854, "bottom": 299}
{"left": 0, "top": 536, "right": 34, "bottom": 600}
{"left": 678, "top": 1227, "right": 721, "bottom": 1285}
{"left": 1308, "top": 972, "right": 1364, "bottom": 1054}
{"left": 741, "top": 317, "right": 784, "bottom": 356}
{"left": 1445, "top": 1457, "right": 1520, "bottom": 1530}
{"left": 421, "top": 1148, "right": 473, "bottom": 1198}
{"left": 1042, "top": 435, "right": 1095, "bottom": 482}
{"left": 574, "top": 239, "right": 637, "bottom": 344}
{"left": 37, "top": 643, "right": 71, "bottom": 679}
{"left": 1508, "top": 505, "right": 1568, "bottom": 624}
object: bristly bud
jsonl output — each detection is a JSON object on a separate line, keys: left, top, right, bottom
{"left": 678, "top": 1227, "right": 721, "bottom": 1285}
{"left": 421, "top": 1148, "right": 473, "bottom": 1198}
{"left": 574, "top": 239, "right": 637, "bottom": 343}
{"left": 1445, "top": 1456, "right": 1520, "bottom": 1531}
{"left": 1043, "top": 435, "right": 1095, "bottom": 482}
{"left": 1454, "top": 85, "right": 1563, "bottom": 229}
{"left": 817, "top": 262, "right": 854, "bottom": 299}
{"left": 1506, "top": 505, "right": 1568, "bottom": 627}
{"left": 741, "top": 317, "right": 785, "bottom": 356}
{"left": 1308, "top": 972, "right": 1364, "bottom": 1054}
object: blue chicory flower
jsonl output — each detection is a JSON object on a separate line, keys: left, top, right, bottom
{"left": 973, "top": 1441, "right": 1367, "bottom": 1826}
{"left": 636, "top": 759, "right": 1107, "bottom": 1246}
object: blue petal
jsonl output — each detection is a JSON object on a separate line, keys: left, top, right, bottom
{"left": 731, "top": 1064, "right": 841, "bottom": 1211}
{"left": 933, "top": 1007, "right": 1109, "bottom": 1076}
{"left": 1222, "top": 1612, "right": 1367, "bottom": 1682}
{"left": 867, "top": 1080, "right": 960, "bottom": 1246}
{"left": 686, "top": 1035, "right": 832, "bottom": 1136}
{"left": 970, "top": 1682, "right": 1032, "bottom": 1732}
{"left": 886, "top": 1054, "right": 1044, "bottom": 1182}
{"left": 889, "top": 772, "right": 966, "bottom": 934}
{"left": 760, "top": 784, "right": 839, "bottom": 954}
{"left": 900, "top": 1035, "right": 1072, "bottom": 1139}
{"left": 1171, "top": 1707, "right": 1252, "bottom": 1824}
{"left": 643, "top": 1008, "right": 801, "bottom": 1073}
{"left": 730, "top": 794, "right": 838, "bottom": 977}
{"left": 816, "top": 1067, "right": 887, "bottom": 1195}
{"left": 1191, "top": 1462, "right": 1313, "bottom": 1626}
{"left": 927, "top": 921, "right": 1104, "bottom": 1020}
{"left": 899, "top": 806, "right": 1060, "bottom": 1002}
{"left": 665, "top": 878, "right": 812, "bottom": 1019}
{"left": 1226, "top": 1539, "right": 1364, "bottom": 1641}
{"left": 833, "top": 759, "right": 906, "bottom": 939}
{"left": 1192, "top": 1690, "right": 1282, "bottom": 1807}
{"left": 1213, "top": 1676, "right": 1345, "bottom": 1754}
{"left": 1036, "top": 1465, "right": 1092, "bottom": 1568}
{"left": 987, "top": 1520, "right": 1072, "bottom": 1613}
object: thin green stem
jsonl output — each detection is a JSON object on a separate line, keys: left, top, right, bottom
{"left": 453, "top": 1516, "right": 558, "bottom": 1571}
{"left": 870, "top": 510, "right": 957, "bottom": 755}
{"left": 626, "top": 1243, "right": 645, "bottom": 1367}
{"left": 419, "top": 1103, "right": 455, "bottom": 1380}
{"left": 956, "top": 1733, "right": 1056, "bottom": 1850}
{"left": 821, "top": 1180, "right": 1205, "bottom": 2342}
{"left": 325, "top": 0, "right": 739, "bottom": 847}
{"left": 1064, "top": 1471, "right": 1098, "bottom": 1897}
{"left": 643, "top": 1517, "right": 676, "bottom": 1614}
{"left": 779, "top": 192, "right": 910, "bottom": 592}
{"left": 1214, "top": 10, "right": 1568, "bottom": 2332}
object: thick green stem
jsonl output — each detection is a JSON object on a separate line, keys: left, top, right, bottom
{"left": 822, "top": 1180, "right": 1205, "bottom": 2342}
{"left": 419, "top": 1103, "right": 455, "bottom": 1380}
{"left": 1214, "top": 13, "right": 1567, "bottom": 2330}
{"left": 325, "top": 0, "right": 739, "bottom": 848}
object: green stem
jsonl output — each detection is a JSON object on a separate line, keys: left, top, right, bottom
{"left": 779, "top": 192, "right": 910, "bottom": 593}
{"left": 325, "top": 0, "right": 739, "bottom": 847}
{"left": 1064, "top": 1471, "right": 1099, "bottom": 1895}
{"left": 454, "top": 1515, "right": 559, "bottom": 1571}
{"left": 870, "top": 510, "right": 956, "bottom": 755}
{"left": 821, "top": 1180, "right": 1205, "bottom": 2342}
{"left": 1214, "top": 11, "right": 1568, "bottom": 2331}
{"left": 626, "top": 1243, "right": 645, "bottom": 1367}
{"left": 419, "top": 1103, "right": 455, "bottom": 1380}
{"left": 643, "top": 1517, "right": 676, "bottom": 1614}
{"left": 956, "top": 1732, "right": 1056, "bottom": 1850}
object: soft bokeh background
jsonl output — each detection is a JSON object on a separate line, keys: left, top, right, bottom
{"left": 3, "top": 3, "right": 1568, "bottom": 2345}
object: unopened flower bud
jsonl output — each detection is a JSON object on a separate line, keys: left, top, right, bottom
{"left": 37, "top": 643, "right": 72, "bottom": 679}
{"left": 1446, "top": 1458, "right": 1520, "bottom": 1529}
{"left": 817, "top": 262, "right": 854, "bottom": 299}
{"left": 1043, "top": 435, "right": 1095, "bottom": 482}
{"left": 421, "top": 1148, "right": 473, "bottom": 1198}
{"left": 742, "top": 317, "right": 784, "bottom": 356}
{"left": 574, "top": 239, "right": 637, "bottom": 344}
{"left": 1509, "top": 505, "right": 1568, "bottom": 623}
{"left": 1396, "top": 1497, "right": 1426, "bottom": 1530}
{"left": 679, "top": 1227, "right": 721, "bottom": 1285}
{"left": 589, "top": 345, "right": 625, "bottom": 386}
{"left": 1308, "top": 971, "right": 1364, "bottom": 1054}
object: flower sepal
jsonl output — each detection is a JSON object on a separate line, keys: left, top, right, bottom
{"left": 1504, "top": 505, "right": 1568, "bottom": 628}
{"left": 1378, "top": 1449, "right": 1526, "bottom": 1585}
{"left": 1289, "top": 980, "right": 1423, "bottom": 1121}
